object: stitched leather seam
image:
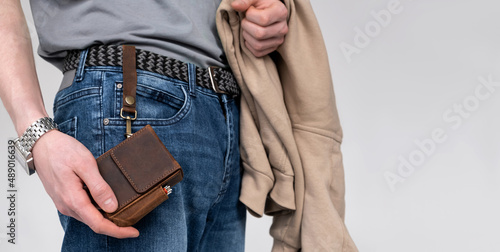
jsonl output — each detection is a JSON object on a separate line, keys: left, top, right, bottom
{"left": 107, "top": 184, "right": 168, "bottom": 223}
{"left": 108, "top": 126, "right": 172, "bottom": 192}
{"left": 111, "top": 150, "right": 170, "bottom": 194}
{"left": 110, "top": 151, "right": 141, "bottom": 191}
{"left": 114, "top": 170, "right": 181, "bottom": 209}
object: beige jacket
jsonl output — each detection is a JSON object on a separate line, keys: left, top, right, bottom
{"left": 216, "top": 0, "right": 357, "bottom": 251}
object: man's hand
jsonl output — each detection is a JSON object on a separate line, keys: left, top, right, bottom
{"left": 32, "top": 130, "right": 139, "bottom": 239}
{"left": 232, "top": 0, "right": 288, "bottom": 57}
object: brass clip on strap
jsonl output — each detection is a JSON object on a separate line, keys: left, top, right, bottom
{"left": 120, "top": 45, "right": 138, "bottom": 138}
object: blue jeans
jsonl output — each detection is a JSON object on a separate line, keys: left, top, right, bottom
{"left": 53, "top": 50, "right": 246, "bottom": 251}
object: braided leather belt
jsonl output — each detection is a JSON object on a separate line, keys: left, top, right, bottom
{"left": 63, "top": 45, "right": 240, "bottom": 96}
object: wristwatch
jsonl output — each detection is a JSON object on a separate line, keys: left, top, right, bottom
{"left": 13, "top": 117, "right": 58, "bottom": 175}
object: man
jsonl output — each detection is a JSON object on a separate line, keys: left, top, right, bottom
{"left": 0, "top": 0, "right": 287, "bottom": 250}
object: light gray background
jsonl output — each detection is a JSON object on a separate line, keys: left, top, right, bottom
{"left": 1, "top": 0, "right": 499, "bottom": 251}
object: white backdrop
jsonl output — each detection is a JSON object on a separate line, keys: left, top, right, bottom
{"left": 1, "top": 0, "right": 499, "bottom": 251}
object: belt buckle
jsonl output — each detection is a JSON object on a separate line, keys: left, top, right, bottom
{"left": 208, "top": 66, "right": 228, "bottom": 95}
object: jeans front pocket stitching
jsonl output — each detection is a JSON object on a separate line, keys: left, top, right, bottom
{"left": 136, "top": 83, "right": 185, "bottom": 104}
{"left": 109, "top": 85, "right": 192, "bottom": 126}
{"left": 54, "top": 87, "right": 101, "bottom": 110}
{"left": 115, "top": 82, "right": 187, "bottom": 116}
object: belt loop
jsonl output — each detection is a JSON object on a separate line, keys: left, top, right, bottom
{"left": 75, "top": 48, "right": 89, "bottom": 82}
{"left": 187, "top": 63, "right": 197, "bottom": 97}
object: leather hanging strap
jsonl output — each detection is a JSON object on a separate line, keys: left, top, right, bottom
{"left": 122, "top": 45, "right": 137, "bottom": 114}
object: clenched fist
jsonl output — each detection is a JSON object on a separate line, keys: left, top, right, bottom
{"left": 232, "top": 0, "right": 289, "bottom": 57}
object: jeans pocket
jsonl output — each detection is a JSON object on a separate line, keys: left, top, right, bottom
{"left": 113, "top": 76, "right": 191, "bottom": 126}
{"left": 53, "top": 86, "right": 101, "bottom": 112}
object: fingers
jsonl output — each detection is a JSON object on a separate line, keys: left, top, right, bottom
{"left": 241, "top": 16, "right": 288, "bottom": 41}
{"left": 232, "top": 0, "right": 289, "bottom": 57}
{"left": 244, "top": 2, "right": 287, "bottom": 27}
{"left": 50, "top": 175, "right": 139, "bottom": 239}
{"left": 231, "top": 0, "right": 260, "bottom": 12}
{"left": 57, "top": 189, "right": 139, "bottom": 239}
{"left": 243, "top": 30, "right": 284, "bottom": 57}
{"left": 76, "top": 157, "right": 118, "bottom": 213}
{"left": 241, "top": 9, "right": 288, "bottom": 57}
{"left": 73, "top": 196, "right": 139, "bottom": 239}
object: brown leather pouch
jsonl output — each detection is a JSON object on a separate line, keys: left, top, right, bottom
{"left": 94, "top": 124, "right": 183, "bottom": 227}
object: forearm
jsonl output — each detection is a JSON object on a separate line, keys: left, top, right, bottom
{"left": 0, "top": 0, "right": 48, "bottom": 136}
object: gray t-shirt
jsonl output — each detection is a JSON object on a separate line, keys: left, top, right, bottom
{"left": 29, "top": 0, "right": 226, "bottom": 70}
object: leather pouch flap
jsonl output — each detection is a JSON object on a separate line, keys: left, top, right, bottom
{"left": 110, "top": 125, "right": 180, "bottom": 194}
